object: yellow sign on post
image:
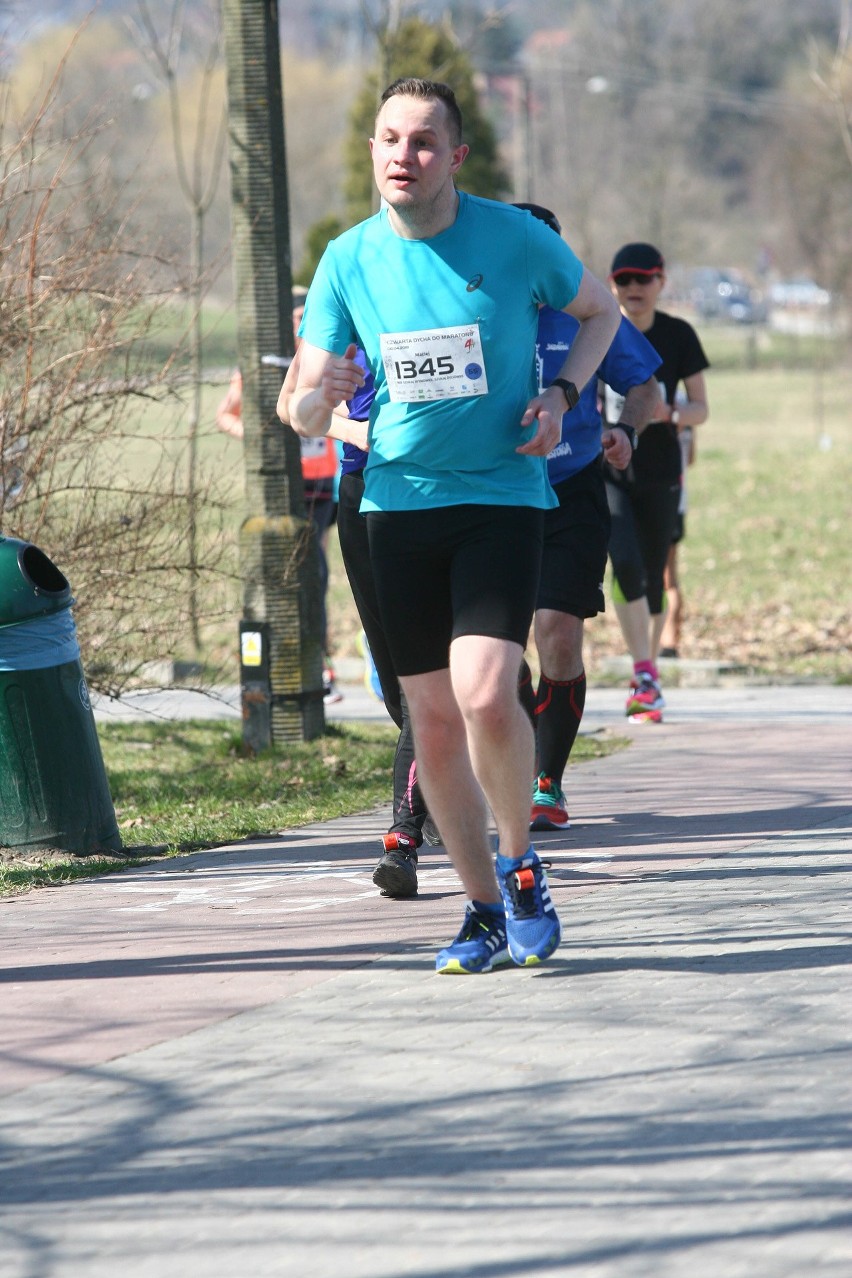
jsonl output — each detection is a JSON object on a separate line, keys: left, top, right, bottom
{"left": 240, "top": 630, "right": 263, "bottom": 668}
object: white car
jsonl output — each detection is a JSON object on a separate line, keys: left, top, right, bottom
{"left": 768, "top": 278, "right": 831, "bottom": 309}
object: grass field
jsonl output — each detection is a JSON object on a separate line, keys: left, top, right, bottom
{"left": 323, "top": 345, "right": 850, "bottom": 683}
{"left": 119, "top": 323, "right": 852, "bottom": 685}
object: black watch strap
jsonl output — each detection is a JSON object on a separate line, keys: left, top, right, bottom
{"left": 549, "top": 378, "right": 580, "bottom": 411}
{"left": 617, "top": 423, "right": 638, "bottom": 451}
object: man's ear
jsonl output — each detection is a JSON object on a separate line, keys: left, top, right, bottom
{"left": 449, "top": 143, "right": 470, "bottom": 175}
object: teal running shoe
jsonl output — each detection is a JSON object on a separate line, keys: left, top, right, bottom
{"left": 436, "top": 904, "right": 510, "bottom": 975}
{"left": 530, "top": 772, "right": 570, "bottom": 831}
{"left": 498, "top": 849, "right": 562, "bottom": 966}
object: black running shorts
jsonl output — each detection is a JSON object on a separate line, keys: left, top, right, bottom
{"left": 366, "top": 504, "right": 544, "bottom": 677}
{"left": 536, "top": 458, "right": 611, "bottom": 619}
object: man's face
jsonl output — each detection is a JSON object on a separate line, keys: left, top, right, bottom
{"left": 370, "top": 94, "right": 467, "bottom": 214}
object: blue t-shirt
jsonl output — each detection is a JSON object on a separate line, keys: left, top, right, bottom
{"left": 536, "top": 308, "right": 662, "bottom": 485}
{"left": 341, "top": 349, "right": 373, "bottom": 476}
{"left": 301, "top": 193, "right": 584, "bottom": 512}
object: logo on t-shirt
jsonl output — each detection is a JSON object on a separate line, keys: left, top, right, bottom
{"left": 466, "top": 274, "right": 483, "bottom": 292}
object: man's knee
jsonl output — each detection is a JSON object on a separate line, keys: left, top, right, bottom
{"left": 454, "top": 673, "right": 525, "bottom": 740}
{"left": 402, "top": 675, "right": 463, "bottom": 756}
{"left": 535, "top": 609, "right": 584, "bottom": 675}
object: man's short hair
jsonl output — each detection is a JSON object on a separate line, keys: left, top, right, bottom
{"left": 378, "top": 78, "right": 464, "bottom": 146}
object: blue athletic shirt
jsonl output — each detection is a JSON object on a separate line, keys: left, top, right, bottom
{"left": 300, "top": 193, "right": 584, "bottom": 512}
{"left": 340, "top": 349, "right": 373, "bottom": 476}
{"left": 536, "top": 308, "right": 662, "bottom": 485}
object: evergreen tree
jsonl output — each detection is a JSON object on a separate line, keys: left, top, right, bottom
{"left": 344, "top": 16, "right": 509, "bottom": 224}
{"left": 298, "top": 13, "right": 510, "bottom": 277}
{"left": 295, "top": 213, "right": 346, "bottom": 286}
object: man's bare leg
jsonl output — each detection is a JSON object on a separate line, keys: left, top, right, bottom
{"left": 660, "top": 543, "right": 681, "bottom": 653}
{"left": 399, "top": 666, "right": 499, "bottom": 904}
{"left": 614, "top": 596, "right": 652, "bottom": 664}
{"left": 449, "top": 634, "right": 534, "bottom": 860}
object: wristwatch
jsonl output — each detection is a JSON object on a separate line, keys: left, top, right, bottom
{"left": 617, "top": 423, "right": 638, "bottom": 451}
{"left": 548, "top": 378, "right": 580, "bottom": 411}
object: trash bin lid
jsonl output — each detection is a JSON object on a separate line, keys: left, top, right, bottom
{"left": 0, "top": 536, "right": 74, "bottom": 627}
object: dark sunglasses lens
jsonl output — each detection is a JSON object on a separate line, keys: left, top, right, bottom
{"left": 614, "top": 272, "right": 660, "bottom": 286}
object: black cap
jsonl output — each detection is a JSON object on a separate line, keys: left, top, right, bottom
{"left": 513, "top": 202, "right": 562, "bottom": 236}
{"left": 609, "top": 242, "right": 665, "bottom": 277}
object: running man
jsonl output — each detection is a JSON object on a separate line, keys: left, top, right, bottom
{"left": 290, "top": 78, "right": 619, "bottom": 974}
{"left": 280, "top": 348, "right": 439, "bottom": 898}
{"left": 511, "top": 206, "right": 662, "bottom": 831}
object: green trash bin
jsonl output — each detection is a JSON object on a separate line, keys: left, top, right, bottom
{"left": 0, "top": 535, "right": 121, "bottom": 856}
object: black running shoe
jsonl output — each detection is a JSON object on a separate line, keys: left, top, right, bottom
{"left": 372, "top": 832, "right": 418, "bottom": 898}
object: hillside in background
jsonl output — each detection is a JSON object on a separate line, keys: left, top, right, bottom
{"left": 3, "top": 0, "right": 850, "bottom": 307}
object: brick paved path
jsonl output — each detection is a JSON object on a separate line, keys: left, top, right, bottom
{"left": 1, "top": 686, "right": 850, "bottom": 1277}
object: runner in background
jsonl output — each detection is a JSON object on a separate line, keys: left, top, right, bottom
{"left": 512, "top": 205, "right": 661, "bottom": 831}
{"left": 216, "top": 287, "right": 343, "bottom": 705}
{"left": 659, "top": 399, "right": 695, "bottom": 658}
{"left": 602, "top": 243, "right": 709, "bottom": 722}
{"left": 279, "top": 346, "right": 441, "bottom": 901}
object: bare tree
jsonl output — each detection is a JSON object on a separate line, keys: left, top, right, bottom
{"left": 127, "top": 0, "right": 228, "bottom": 653}
{"left": 809, "top": 0, "right": 852, "bottom": 170}
{"left": 0, "top": 28, "right": 233, "bottom": 694}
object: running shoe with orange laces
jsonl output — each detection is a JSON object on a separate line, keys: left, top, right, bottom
{"left": 372, "top": 832, "right": 418, "bottom": 898}
{"left": 530, "top": 772, "right": 570, "bottom": 831}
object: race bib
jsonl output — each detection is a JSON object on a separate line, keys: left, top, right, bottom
{"left": 380, "top": 324, "right": 488, "bottom": 402}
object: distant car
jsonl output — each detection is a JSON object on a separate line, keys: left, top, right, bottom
{"left": 768, "top": 278, "right": 831, "bottom": 309}
{"left": 689, "top": 268, "right": 768, "bottom": 324}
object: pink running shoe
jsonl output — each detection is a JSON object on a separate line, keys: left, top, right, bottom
{"left": 625, "top": 672, "right": 665, "bottom": 718}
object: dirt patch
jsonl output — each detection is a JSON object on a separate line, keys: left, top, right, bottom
{"left": 0, "top": 844, "right": 167, "bottom": 869}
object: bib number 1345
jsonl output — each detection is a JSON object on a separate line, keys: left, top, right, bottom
{"left": 394, "top": 355, "right": 454, "bottom": 380}
{"left": 380, "top": 324, "right": 488, "bottom": 402}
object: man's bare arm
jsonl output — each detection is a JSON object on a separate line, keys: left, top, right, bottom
{"left": 288, "top": 341, "right": 365, "bottom": 438}
{"left": 558, "top": 269, "right": 621, "bottom": 392}
{"left": 602, "top": 375, "right": 661, "bottom": 470}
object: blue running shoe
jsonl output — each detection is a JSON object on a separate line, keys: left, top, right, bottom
{"left": 436, "top": 904, "right": 511, "bottom": 975}
{"left": 357, "top": 629, "right": 383, "bottom": 701}
{"left": 497, "top": 848, "right": 562, "bottom": 966}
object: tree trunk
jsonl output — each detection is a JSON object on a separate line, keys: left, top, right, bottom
{"left": 221, "top": 0, "right": 325, "bottom": 745}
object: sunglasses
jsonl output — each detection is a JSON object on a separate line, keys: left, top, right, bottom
{"left": 612, "top": 272, "right": 661, "bottom": 287}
